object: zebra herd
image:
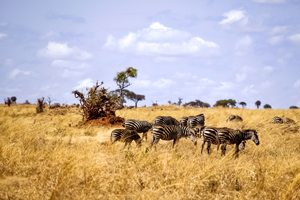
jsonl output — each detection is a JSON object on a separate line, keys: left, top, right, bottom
{"left": 110, "top": 114, "right": 261, "bottom": 156}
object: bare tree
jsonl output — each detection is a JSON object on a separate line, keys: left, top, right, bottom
{"left": 178, "top": 97, "right": 183, "bottom": 106}
{"left": 72, "top": 81, "right": 122, "bottom": 121}
{"left": 46, "top": 96, "right": 56, "bottom": 105}
{"left": 4, "top": 97, "right": 11, "bottom": 107}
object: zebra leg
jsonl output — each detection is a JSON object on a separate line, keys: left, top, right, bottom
{"left": 127, "top": 141, "right": 133, "bottom": 150}
{"left": 150, "top": 137, "right": 159, "bottom": 151}
{"left": 207, "top": 141, "right": 211, "bottom": 154}
{"left": 234, "top": 144, "right": 240, "bottom": 158}
{"left": 172, "top": 139, "right": 179, "bottom": 149}
{"left": 221, "top": 144, "right": 227, "bottom": 156}
{"left": 142, "top": 132, "right": 147, "bottom": 141}
{"left": 201, "top": 139, "right": 206, "bottom": 154}
{"left": 123, "top": 142, "right": 128, "bottom": 150}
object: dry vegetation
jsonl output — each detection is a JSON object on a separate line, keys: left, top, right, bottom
{"left": 1, "top": 104, "right": 300, "bottom": 199}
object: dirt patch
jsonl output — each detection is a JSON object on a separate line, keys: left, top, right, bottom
{"left": 80, "top": 115, "right": 125, "bottom": 127}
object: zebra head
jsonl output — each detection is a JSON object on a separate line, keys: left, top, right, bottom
{"left": 188, "top": 128, "right": 198, "bottom": 146}
{"left": 244, "top": 129, "right": 260, "bottom": 145}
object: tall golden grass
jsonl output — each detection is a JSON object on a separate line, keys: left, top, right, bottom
{"left": 0, "top": 104, "right": 300, "bottom": 199}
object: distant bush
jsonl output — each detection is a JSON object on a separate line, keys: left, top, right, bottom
{"left": 4, "top": 97, "right": 11, "bottom": 107}
{"left": 24, "top": 100, "right": 30, "bottom": 104}
{"left": 290, "top": 106, "right": 299, "bottom": 109}
{"left": 36, "top": 97, "right": 45, "bottom": 113}
{"left": 263, "top": 104, "right": 272, "bottom": 109}
{"left": 72, "top": 81, "right": 120, "bottom": 121}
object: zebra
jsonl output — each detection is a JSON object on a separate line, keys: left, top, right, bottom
{"left": 226, "top": 115, "right": 243, "bottom": 122}
{"left": 180, "top": 116, "right": 189, "bottom": 127}
{"left": 200, "top": 127, "right": 222, "bottom": 155}
{"left": 187, "top": 114, "right": 205, "bottom": 128}
{"left": 217, "top": 128, "right": 259, "bottom": 156}
{"left": 150, "top": 125, "right": 198, "bottom": 150}
{"left": 201, "top": 127, "right": 259, "bottom": 156}
{"left": 111, "top": 129, "right": 142, "bottom": 149}
{"left": 272, "top": 116, "right": 283, "bottom": 124}
{"left": 122, "top": 119, "right": 153, "bottom": 141}
{"left": 154, "top": 116, "right": 180, "bottom": 126}
{"left": 282, "top": 117, "right": 295, "bottom": 124}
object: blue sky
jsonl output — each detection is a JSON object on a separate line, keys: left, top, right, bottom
{"left": 0, "top": 0, "right": 300, "bottom": 109}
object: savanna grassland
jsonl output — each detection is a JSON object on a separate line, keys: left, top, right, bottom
{"left": 0, "top": 104, "right": 300, "bottom": 199}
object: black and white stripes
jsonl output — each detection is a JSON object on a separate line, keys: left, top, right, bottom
{"left": 122, "top": 119, "right": 153, "bottom": 141}
{"left": 154, "top": 116, "right": 180, "bottom": 126}
{"left": 151, "top": 125, "right": 198, "bottom": 149}
{"left": 201, "top": 127, "right": 259, "bottom": 156}
{"left": 111, "top": 129, "right": 142, "bottom": 149}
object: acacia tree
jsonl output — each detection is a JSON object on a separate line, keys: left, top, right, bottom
{"left": 11, "top": 96, "right": 17, "bottom": 104}
{"left": 255, "top": 100, "right": 261, "bottom": 109}
{"left": 126, "top": 91, "right": 145, "bottom": 108}
{"left": 263, "top": 104, "right": 272, "bottom": 109}
{"left": 213, "top": 99, "right": 236, "bottom": 108}
{"left": 113, "top": 67, "right": 137, "bottom": 107}
{"left": 239, "top": 101, "right": 247, "bottom": 108}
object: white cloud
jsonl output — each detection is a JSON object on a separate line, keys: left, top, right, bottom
{"left": 4, "top": 58, "right": 14, "bottom": 66}
{"left": 0, "top": 33, "right": 7, "bottom": 39}
{"left": 270, "top": 26, "right": 287, "bottom": 35}
{"left": 219, "top": 9, "right": 248, "bottom": 25}
{"left": 261, "top": 80, "right": 272, "bottom": 89}
{"left": 73, "top": 78, "right": 94, "bottom": 90}
{"left": 153, "top": 78, "right": 176, "bottom": 89}
{"left": 104, "top": 22, "right": 219, "bottom": 57}
{"left": 235, "top": 35, "right": 252, "bottom": 56}
{"left": 236, "top": 73, "right": 247, "bottom": 82}
{"left": 38, "top": 42, "right": 92, "bottom": 60}
{"left": 9, "top": 68, "right": 31, "bottom": 78}
{"left": 268, "top": 35, "right": 283, "bottom": 45}
{"left": 294, "top": 79, "right": 300, "bottom": 88}
{"left": 263, "top": 66, "right": 273, "bottom": 73}
{"left": 252, "top": 0, "right": 285, "bottom": 3}
{"left": 132, "top": 79, "right": 152, "bottom": 88}
{"left": 61, "top": 69, "right": 84, "bottom": 78}
{"left": 288, "top": 34, "right": 300, "bottom": 44}
{"left": 51, "top": 59, "right": 90, "bottom": 69}
{"left": 40, "top": 31, "right": 60, "bottom": 40}
{"left": 243, "top": 85, "right": 259, "bottom": 95}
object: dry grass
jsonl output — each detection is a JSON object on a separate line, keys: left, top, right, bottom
{"left": 0, "top": 104, "right": 300, "bottom": 199}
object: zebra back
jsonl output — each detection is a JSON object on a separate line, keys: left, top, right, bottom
{"left": 122, "top": 119, "right": 153, "bottom": 133}
{"left": 152, "top": 125, "right": 197, "bottom": 141}
{"left": 187, "top": 114, "right": 205, "bottom": 128}
{"left": 217, "top": 128, "right": 259, "bottom": 146}
{"left": 180, "top": 116, "right": 188, "bottom": 127}
{"left": 154, "top": 116, "right": 180, "bottom": 126}
{"left": 282, "top": 117, "right": 295, "bottom": 124}
{"left": 227, "top": 115, "right": 243, "bottom": 122}
{"left": 111, "top": 129, "right": 141, "bottom": 145}
{"left": 272, "top": 116, "right": 283, "bottom": 124}
{"left": 201, "top": 127, "right": 221, "bottom": 145}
